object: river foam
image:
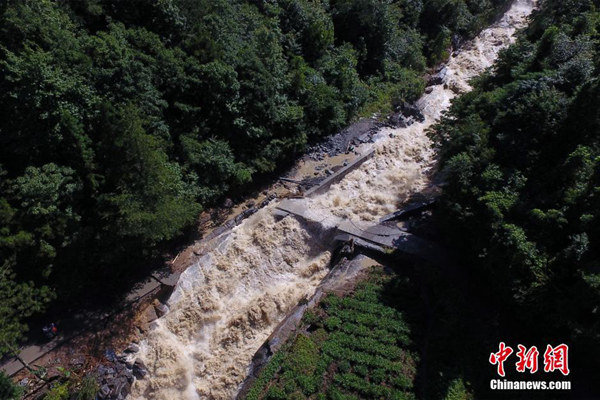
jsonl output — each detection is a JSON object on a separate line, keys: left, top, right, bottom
{"left": 129, "top": 1, "right": 536, "bottom": 398}
{"left": 306, "top": 0, "right": 536, "bottom": 223}
{"left": 130, "top": 209, "right": 332, "bottom": 399}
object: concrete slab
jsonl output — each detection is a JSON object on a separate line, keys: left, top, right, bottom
{"left": 276, "top": 199, "right": 340, "bottom": 227}
{"left": 304, "top": 149, "right": 375, "bottom": 197}
{"left": 276, "top": 199, "right": 308, "bottom": 218}
{"left": 0, "top": 358, "right": 24, "bottom": 376}
{"left": 379, "top": 199, "right": 436, "bottom": 223}
{"left": 19, "top": 340, "right": 58, "bottom": 366}
{"left": 151, "top": 268, "right": 181, "bottom": 287}
{"left": 276, "top": 199, "right": 446, "bottom": 265}
{"left": 144, "top": 305, "right": 158, "bottom": 324}
{"left": 125, "top": 276, "right": 161, "bottom": 303}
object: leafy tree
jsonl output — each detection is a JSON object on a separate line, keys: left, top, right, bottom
{"left": 431, "top": 0, "right": 600, "bottom": 395}
{"left": 0, "top": 266, "right": 53, "bottom": 357}
{"left": 0, "top": 371, "right": 22, "bottom": 400}
{"left": 97, "top": 104, "right": 201, "bottom": 245}
{"left": 277, "top": 0, "right": 335, "bottom": 62}
{"left": 0, "top": 0, "right": 512, "bottom": 353}
{"left": 181, "top": 136, "right": 252, "bottom": 203}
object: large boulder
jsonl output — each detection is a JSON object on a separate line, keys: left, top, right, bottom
{"left": 427, "top": 66, "right": 448, "bottom": 86}
{"left": 399, "top": 102, "right": 425, "bottom": 123}
{"left": 132, "top": 358, "right": 148, "bottom": 379}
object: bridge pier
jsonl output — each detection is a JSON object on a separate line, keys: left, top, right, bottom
{"left": 274, "top": 199, "right": 446, "bottom": 266}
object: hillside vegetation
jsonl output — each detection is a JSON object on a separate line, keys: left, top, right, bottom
{"left": 0, "top": 0, "right": 511, "bottom": 356}
{"left": 244, "top": 269, "right": 418, "bottom": 400}
{"left": 432, "top": 0, "right": 600, "bottom": 395}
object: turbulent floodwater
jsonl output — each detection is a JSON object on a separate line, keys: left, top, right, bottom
{"left": 306, "top": 0, "right": 536, "bottom": 222}
{"left": 129, "top": 2, "right": 535, "bottom": 399}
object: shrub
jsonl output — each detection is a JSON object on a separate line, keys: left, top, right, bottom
{"left": 444, "top": 378, "right": 471, "bottom": 400}
{"left": 324, "top": 316, "right": 342, "bottom": 331}
{"left": 43, "top": 382, "right": 69, "bottom": 400}
{"left": 74, "top": 375, "right": 98, "bottom": 400}
{"left": 284, "top": 334, "right": 319, "bottom": 376}
{"left": 265, "top": 385, "right": 286, "bottom": 400}
{"left": 338, "top": 360, "right": 351, "bottom": 373}
{"left": 0, "top": 372, "right": 22, "bottom": 400}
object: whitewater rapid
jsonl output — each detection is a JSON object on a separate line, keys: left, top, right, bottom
{"left": 129, "top": 1, "right": 535, "bottom": 399}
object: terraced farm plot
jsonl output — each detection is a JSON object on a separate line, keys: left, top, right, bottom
{"left": 244, "top": 270, "right": 417, "bottom": 400}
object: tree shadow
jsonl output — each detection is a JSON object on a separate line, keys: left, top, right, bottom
{"left": 376, "top": 255, "right": 591, "bottom": 400}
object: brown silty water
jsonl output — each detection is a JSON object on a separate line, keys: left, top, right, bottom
{"left": 129, "top": 1, "right": 536, "bottom": 398}
{"left": 305, "top": 0, "right": 536, "bottom": 223}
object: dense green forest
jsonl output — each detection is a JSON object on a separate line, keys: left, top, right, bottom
{"left": 0, "top": 0, "right": 511, "bottom": 356}
{"left": 432, "top": 0, "right": 600, "bottom": 396}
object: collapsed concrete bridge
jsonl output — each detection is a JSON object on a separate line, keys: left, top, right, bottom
{"left": 274, "top": 198, "right": 446, "bottom": 267}
{"left": 271, "top": 141, "right": 447, "bottom": 266}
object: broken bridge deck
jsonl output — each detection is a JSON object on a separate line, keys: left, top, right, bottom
{"left": 275, "top": 199, "right": 445, "bottom": 266}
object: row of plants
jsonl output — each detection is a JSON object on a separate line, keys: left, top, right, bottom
{"left": 244, "top": 269, "right": 417, "bottom": 400}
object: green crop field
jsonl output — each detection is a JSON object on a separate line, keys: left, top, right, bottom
{"left": 244, "top": 270, "right": 418, "bottom": 400}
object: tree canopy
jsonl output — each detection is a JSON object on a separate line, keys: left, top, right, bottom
{"left": 432, "top": 0, "right": 600, "bottom": 394}
{"left": 0, "top": 0, "right": 510, "bottom": 356}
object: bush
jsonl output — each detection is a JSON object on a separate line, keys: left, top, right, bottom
{"left": 324, "top": 316, "right": 341, "bottom": 331}
{"left": 74, "top": 375, "right": 98, "bottom": 400}
{"left": 43, "top": 382, "right": 69, "bottom": 400}
{"left": 0, "top": 372, "right": 22, "bottom": 400}
{"left": 338, "top": 360, "right": 351, "bottom": 373}
{"left": 265, "top": 386, "right": 286, "bottom": 400}
{"left": 444, "top": 379, "right": 471, "bottom": 400}
{"left": 284, "top": 334, "right": 319, "bottom": 376}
